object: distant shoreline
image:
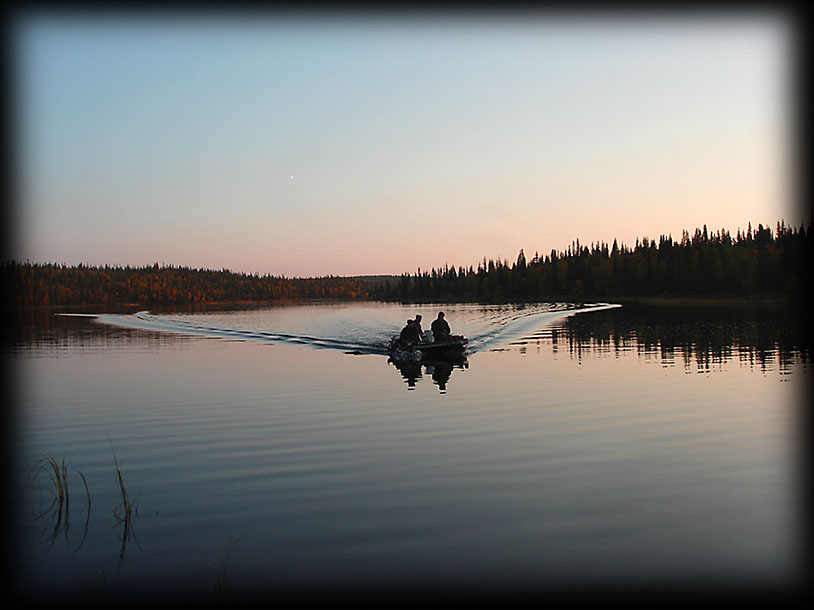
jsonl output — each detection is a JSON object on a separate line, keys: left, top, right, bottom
{"left": 5, "top": 220, "right": 810, "bottom": 308}
{"left": 7, "top": 294, "right": 798, "bottom": 313}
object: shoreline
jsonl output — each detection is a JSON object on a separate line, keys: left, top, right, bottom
{"left": 6, "top": 294, "right": 800, "bottom": 313}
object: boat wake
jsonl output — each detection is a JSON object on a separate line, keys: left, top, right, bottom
{"left": 465, "top": 302, "right": 621, "bottom": 353}
{"left": 90, "top": 303, "right": 621, "bottom": 357}
{"left": 94, "top": 311, "right": 390, "bottom": 355}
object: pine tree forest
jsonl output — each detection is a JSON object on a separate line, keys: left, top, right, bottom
{"left": 3, "top": 221, "right": 811, "bottom": 308}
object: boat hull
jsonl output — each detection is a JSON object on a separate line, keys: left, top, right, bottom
{"left": 388, "top": 336, "right": 467, "bottom": 364}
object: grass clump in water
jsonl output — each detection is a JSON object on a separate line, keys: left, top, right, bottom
{"left": 109, "top": 439, "right": 139, "bottom": 559}
{"left": 29, "top": 454, "right": 91, "bottom": 549}
{"left": 210, "top": 532, "right": 247, "bottom": 604}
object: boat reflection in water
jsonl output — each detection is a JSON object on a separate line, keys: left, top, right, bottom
{"left": 387, "top": 335, "right": 469, "bottom": 392}
{"left": 388, "top": 353, "right": 469, "bottom": 392}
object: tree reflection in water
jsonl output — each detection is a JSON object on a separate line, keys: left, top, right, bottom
{"left": 554, "top": 300, "right": 811, "bottom": 375}
{"left": 387, "top": 300, "right": 810, "bottom": 391}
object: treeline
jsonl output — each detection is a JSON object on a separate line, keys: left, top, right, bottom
{"left": 372, "top": 220, "right": 812, "bottom": 302}
{"left": 2, "top": 220, "right": 810, "bottom": 308}
{"left": 1, "top": 262, "right": 379, "bottom": 308}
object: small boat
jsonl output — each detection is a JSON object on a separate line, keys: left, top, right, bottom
{"left": 388, "top": 335, "right": 468, "bottom": 364}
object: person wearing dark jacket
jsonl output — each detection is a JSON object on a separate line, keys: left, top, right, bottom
{"left": 400, "top": 319, "right": 421, "bottom": 346}
{"left": 430, "top": 312, "right": 451, "bottom": 342}
{"left": 413, "top": 315, "right": 425, "bottom": 341}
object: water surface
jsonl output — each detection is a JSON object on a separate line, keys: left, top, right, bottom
{"left": 7, "top": 301, "right": 808, "bottom": 600}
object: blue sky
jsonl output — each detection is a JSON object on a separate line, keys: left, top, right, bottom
{"left": 13, "top": 11, "right": 797, "bottom": 276}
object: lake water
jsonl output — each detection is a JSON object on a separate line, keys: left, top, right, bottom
{"left": 5, "top": 301, "right": 810, "bottom": 602}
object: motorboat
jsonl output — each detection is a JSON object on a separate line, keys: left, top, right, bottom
{"left": 388, "top": 334, "right": 468, "bottom": 364}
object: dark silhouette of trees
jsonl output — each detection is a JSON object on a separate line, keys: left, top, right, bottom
{"left": 373, "top": 220, "right": 812, "bottom": 302}
{"left": 1, "top": 263, "right": 380, "bottom": 308}
{"left": 3, "top": 220, "right": 810, "bottom": 308}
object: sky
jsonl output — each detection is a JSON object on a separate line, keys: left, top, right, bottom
{"left": 11, "top": 10, "right": 799, "bottom": 277}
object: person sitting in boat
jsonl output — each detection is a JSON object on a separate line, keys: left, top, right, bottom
{"left": 399, "top": 319, "right": 421, "bottom": 346}
{"left": 431, "top": 311, "right": 451, "bottom": 343}
{"left": 413, "top": 314, "right": 426, "bottom": 342}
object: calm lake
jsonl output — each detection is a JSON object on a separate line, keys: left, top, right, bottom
{"left": 5, "top": 300, "right": 810, "bottom": 601}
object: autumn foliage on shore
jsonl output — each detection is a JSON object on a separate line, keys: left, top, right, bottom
{"left": 3, "top": 221, "right": 811, "bottom": 308}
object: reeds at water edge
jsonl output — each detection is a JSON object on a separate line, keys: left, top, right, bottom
{"left": 24, "top": 449, "right": 241, "bottom": 601}
{"left": 108, "top": 439, "right": 139, "bottom": 559}
{"left": 26, "top": 442, "right": 139, "bottom": 561}
{"left": 30, "top": 454, "right": 91, "bottom": 549}
{"left": 210, "top": 532, "right": 247, "bottom": 604}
